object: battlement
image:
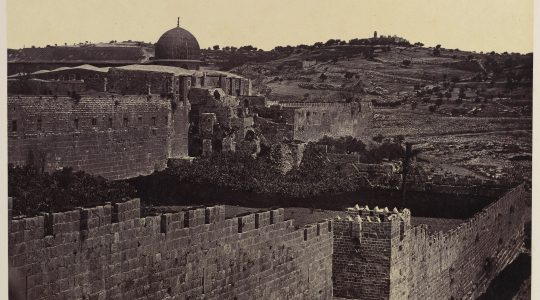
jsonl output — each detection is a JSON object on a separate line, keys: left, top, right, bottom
{"left": 8, "top": 199, "right": 334, "bottom": 299}
{"left": 279, "top": 102, "right": 361, "bottom": 108}
{"left": 344, "top": 204, "right": 411, "bottom": 223}
{"left": 332, "top": 184, "right": 529, "bottom": 300}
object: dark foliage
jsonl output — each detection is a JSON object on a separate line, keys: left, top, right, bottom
{"left": 8, "top": 165, "right": 136, "bottom": 216}
{"left": 317, "top": 136, "right": 366, "bottom": 154}
{"left": 136, "top": 136, "right": 404, "bottom": 201}
{"left": 137, "top": 149, "right": 362, "bottom": 200}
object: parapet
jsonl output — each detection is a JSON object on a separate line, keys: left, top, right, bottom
{"left": 344, "top": 204, "right": 411, "bottom": 223}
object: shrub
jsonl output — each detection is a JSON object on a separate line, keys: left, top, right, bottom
{"left": 433, "top": 44, "right": 441, "bottom": 56}
{"left": 8, "top": 165, "right": 136, "bottom": 216}
{"left": 372, "top": 134, "right": 384, "bottom": 143}
{"left": 362, "top": 141, "right": 404, "bottom": 163}
{"left": 344, "top": 72, "right": 354, "bottom": 80}
{"left": 317, "top": 136, "right": 366, "bottom": 154}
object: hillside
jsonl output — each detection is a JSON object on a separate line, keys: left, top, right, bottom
{"left": 230, "top": 43, "right": 533, "bottom": 185}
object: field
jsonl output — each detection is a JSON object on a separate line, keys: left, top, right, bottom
{"left": 232, "top": 44, "right": 532, "bottom": 184}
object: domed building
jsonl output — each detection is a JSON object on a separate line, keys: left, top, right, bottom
{"left": 152, "top": 19, "right": 202, "bottom": 70}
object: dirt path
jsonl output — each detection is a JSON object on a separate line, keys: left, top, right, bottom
{"left": 406, "top": 128, "right": 531, "bottom": 140}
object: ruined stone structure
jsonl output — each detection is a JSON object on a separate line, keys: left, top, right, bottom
{"left": 255, "top": 102, "right": 373, "bottom": 143}
{"left": 8, "top": 199, "right": 334, "bottom": 299}
{"left": 8, "top": 95, "right": 189, "bottom": 180}
{"left": 268, "top": 141, "right": 307, "bottom": 174}
{"left": 188, "top": 86, "right": 255, "bottom": 156}
{"left": 8, "top": 61, "right": 254, "bottom": 176}
{"left": 8, "top": 23, "right": 376, "bottom": 170}
{"left": 333, "top": 184, "right": 528, "bottom": 299}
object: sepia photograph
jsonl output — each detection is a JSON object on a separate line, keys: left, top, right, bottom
{"left": 2, "top": 0, "right": 536, "bottom": 299}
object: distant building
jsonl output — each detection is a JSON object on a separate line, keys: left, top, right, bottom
{"left": 152, "top": 18, "right": 201, "bottom": 70}
{"left": 7, "top": 18, "right": 202, "bottom": 75}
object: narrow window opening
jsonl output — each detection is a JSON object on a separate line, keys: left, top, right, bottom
{"left": 74, "top": 118, "right": 79, "bottom": 130}
{"left": 37, "top": 119, "right": 42, "bottom": 131}
{"left": 11, "top": 120, "right": 17, "bottom": 132}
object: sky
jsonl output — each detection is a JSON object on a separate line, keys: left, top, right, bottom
{"left": 6, "top": 0, "right": 534, "bottom": 53}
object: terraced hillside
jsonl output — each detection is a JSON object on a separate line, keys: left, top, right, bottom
{"left": 231, "top": 44, "right": 532, "bottom": 184}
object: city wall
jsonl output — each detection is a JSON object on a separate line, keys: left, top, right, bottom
{"left": 333, "top": 184, "right": 528, "bottom": 299}
{"left": 8, "top": 95, "right": 189, "bottom": 180}
{"left": 8, "top": 199, "right": 333, "bottom": 300}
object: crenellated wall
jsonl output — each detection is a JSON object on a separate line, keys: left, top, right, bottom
{"left": 7, "top": 185, "right": 528, "bottom": 299}
{"left": 333, "top": 184, "right": 529, "bottom": 300}
{"left": 333, "top": 206, "right": 406, "bottom": 299}
{"left": 8, "top": 199, "right": 334, "bottom": 300}
{"left": 394, "top": 183, "right": 529, "bottom": 300}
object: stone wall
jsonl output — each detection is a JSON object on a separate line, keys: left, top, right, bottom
{"left": 169, "top": 102, "right": 190, "bottom": 159}
{"left": 280, "top": 102, "right": 373, "bottom": 142}
{"left": 23, "top": 68, "right": 108, "bottom": 92}
{"left": 333, "top": 207, "right": 402, "bottom": 299}
{"left": 107, "top": 68, "right": 176, "bottom": 95}
{"left": 8, "top": 95, "right": 189, "bottom": 180}
{"left": 332, "top": 184, "right": 529, "bottom": 299}
{"left": 8, "top": 79, "right": 87, "bottom": 96}
{"left": 254, "top": 117, "right": 294, "bottom": 145}
{"left": 8, "top": 198, "right": 334, "bottom": 299}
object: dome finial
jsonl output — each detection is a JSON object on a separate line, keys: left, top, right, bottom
{"left": 177, "top": 17, "right": 180, "bottom": 27}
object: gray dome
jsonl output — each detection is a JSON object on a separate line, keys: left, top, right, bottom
{"left": 155, "top": 26, "right": 200, "bottom": 61}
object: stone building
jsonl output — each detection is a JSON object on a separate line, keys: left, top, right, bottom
{"left": 7, "top": 60, "right": 255, "bottom": 177}
{"left": 7, "top": 20, "right": 375, "bottom": 176}
{"left": 252, "top": 101, "right": 374, "bottom": 144}
{"left": 7, "top": 19, "right": 201, "bottom": 75}
{"left": 7, "top": 20, "right": 260, "bottom": 177}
